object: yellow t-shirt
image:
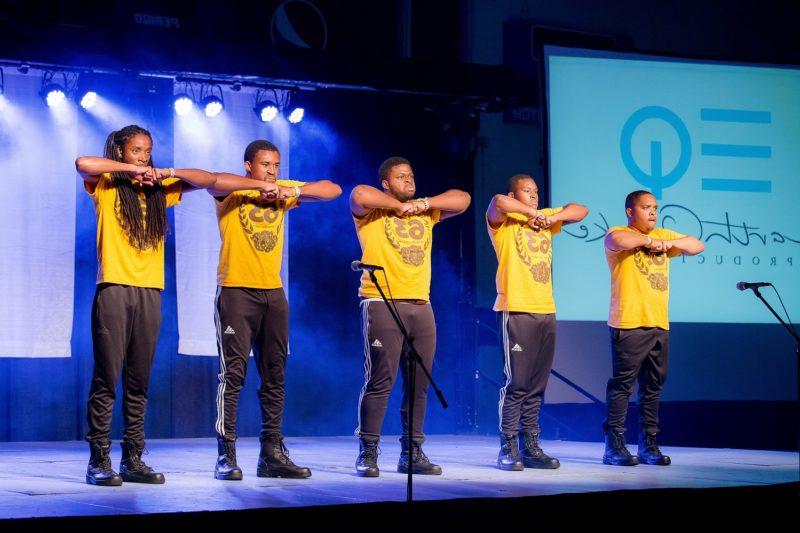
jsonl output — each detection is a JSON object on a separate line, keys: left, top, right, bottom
{"left": 606, "top": 225, "right": 685, "bottom": 330}
{"left": 216, "top": 180, "right": 305, "bottom": 289}
{"left": 354, "top": 208, "right": 441, "bottom": 300}
{"left": 488, "top": 207, "right": 563, "bottom": 314}
{"left": 85, "top": 173, "right": 183, "bottom": 290}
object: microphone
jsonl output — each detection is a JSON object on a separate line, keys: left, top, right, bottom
{"left": 736, "top": 281, "right": 771, "bottom": 291}
{"left": 351, "top": 261, "right": 385, "bottom": 272}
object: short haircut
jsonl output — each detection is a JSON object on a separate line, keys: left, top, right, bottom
{"left": 244, "top": 140, "right": 279, "bottom": 163}
{"left": 508, "top": 173, "right": 534, "bottom": 192}
{"left": 378, "top": 156, "right": 410, "bottom": 183}
{"left": 625, "top": 190, "right": 654, "bottom": 210}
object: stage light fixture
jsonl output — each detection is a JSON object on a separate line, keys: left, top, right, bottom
{"left": 174, "top": 93, "right": 194, "bottom": 116}
{"left": 80, "top": 91, "right": 97, "bottom": 110}
{"left": 253, "top": 89, "right": 279, "bottom": 123}
{"left": 286, "top": 91, "right": 305, "bottom": 124}
{"left": 202, "top": 95, "right": 223, "bottom": 117}
{"left": 42, "top": 83, "right": 66, "bottom": 108}
{"left": 200, "top": 84, "right": 225, "bottom": 118}
{"left": 287, "top": 106, "right": 304, "bottom": 124}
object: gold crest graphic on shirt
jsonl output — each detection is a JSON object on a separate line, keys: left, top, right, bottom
{"left": 238, "top": 199, "right": 284, "bottom": 253}
{"left": 515, "top": 226, "right": 551, "bottom": 284}
{"left": 384, "top": 216, "right": 432, "bottom": 266}
{"left": 633, "top": 248, "right": 669, "bottom": 291}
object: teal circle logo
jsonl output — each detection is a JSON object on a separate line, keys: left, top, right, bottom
{"left": 620, "top": 106, "right": 691, "bottom": 199}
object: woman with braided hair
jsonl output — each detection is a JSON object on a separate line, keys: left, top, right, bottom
{"left": 76, "top": 124, "right": 276, "bottom": 486}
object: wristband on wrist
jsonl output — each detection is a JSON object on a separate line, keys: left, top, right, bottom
{"left": 168, "top": 167, "right": 175, "bottom": 178}
{"left": 293, "top": 185, "right": 301, "bottom": 197}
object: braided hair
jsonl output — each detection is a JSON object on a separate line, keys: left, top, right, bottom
{"left": 103, "top": 125, "right": 168, "bottom": 251}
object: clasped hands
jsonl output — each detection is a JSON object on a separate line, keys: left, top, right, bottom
{"left": 130, "top": 166, "right": 172, "bottom": 186}
{"left": 394, "top": 198, "right": 429, "bottom": 217}
{"left": 526, "top": 211, "right": 556, "bottom": 231}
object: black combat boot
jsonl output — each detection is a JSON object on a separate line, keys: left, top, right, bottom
{"left": 355, "top": 437, "right": 380, "bottom": 477}
{"left": 602, "top": 428, "right": 639, "bottom": 466}
{"left": 397, "top": 438, "right": 442, "bottom": 475}
{"left": 256, "top": 436, "right": 312, "bottom": 478}
{"left": 520, "top": 431, "right": 560, "bottom": 469}
{"left": 637, "top": 429, "right": 671, "bottom": 465}
{"left": 120, "top": 441, "right": 165, "bottom": 484}
{"left": 215, "top": 437, "right": 244, "bottom": 480}
{"left": 86, "top": 440, "right": 122, "bottom": 486}
{"left": 497, "top": 434, "right": 524, "bottom": 471}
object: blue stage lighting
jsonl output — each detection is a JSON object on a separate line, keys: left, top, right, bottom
{"left": 287, "top": 106, "right": 304, "bottom": 124}
{"left": 202, "top": 95, "right": 224, "bottom": 118}
{"left": 41, "top": 83, "right": 66, "bottom": 108}
{"left": 260, "top": 103, "right": 279, "bottom": 122}
{"left": 287, "top": 91, "right": 305, "bottom": 124}
{"left": 174, "top": 93, "right": 194, "bottom": 116}
{"left": 254, "top": 93, "right": 279, "bottom": 123}
{"left": 80, "top": 91, "right": 97, "bottom": 110}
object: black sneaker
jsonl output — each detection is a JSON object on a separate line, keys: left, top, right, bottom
{"left": 602, "top": 429, "right": 639, "bottom": 466}
{"left": 120, "top": 441, "right": 165, "bottom": 484}
{"left": 356, "top": 437, "right": 380, "bottom": 477}
{"left": 520, "top": 432, "right": 560, "bottom": 469}
{"left": 86, "top": 440, "right": 122, "bottom": 486}
{"left": 257, "top": 437, "right": 312, "bottom": 479}
{"left": 397, "top": 438, "right": 442, "bottom": 475}
{"left": 497, "top": 434, "right": 524, "bottom": 471}
{"left": 215, "top": 438, "right": 244, "bottom": 480}
{"left": 638, "top": 430, "right": 671, "bottom": 465}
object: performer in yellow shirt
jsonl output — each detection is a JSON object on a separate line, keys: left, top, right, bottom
{"left": 76, "top": 125, "right": 276, "bottom": 487}
{"left": 350, "top": 156, "right": 470, "bottom": 477}
{"left": 487, "top": 174, "right": 588, "bottom": 471}
{"left": 603, "top": 190, "right": 704, "bottom": 466}
{"left": 210, "top": 140, "right": 341, "bottom": 481}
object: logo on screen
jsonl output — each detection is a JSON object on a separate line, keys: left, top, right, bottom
{"left": 620, "top": 106, "right": 773, "bottom": 198}
{"left": 620, "top": 106, "right": 692, "bottom": 199}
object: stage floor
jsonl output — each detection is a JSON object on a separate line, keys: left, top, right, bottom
{"left": 0, "top": 435, "right": 797, "bottom": 520}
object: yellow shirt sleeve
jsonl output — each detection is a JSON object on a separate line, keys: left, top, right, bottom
{"left": 161, "top": 178, "right": 183, "bottom": 207}
{"left": 84, "top": 172, "right": 111, "bottom": 198}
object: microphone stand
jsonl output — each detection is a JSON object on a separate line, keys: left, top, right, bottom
{"left": 746, "top": 286, "right": 799, "bottom": 473}
{"left": 366, "top": 268, "right": 448, "bottom": 504}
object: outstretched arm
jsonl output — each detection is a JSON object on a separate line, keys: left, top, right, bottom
{"left": 276, "top": 180, "right": 342, "bottom": 202}
{"left": 668, "top": 236, "right": 705, "bottom": 256}
{"left": 551, "top": 203, "right": 589, "bottom": 225}
{"left": 486, "top": 194, "right": 538, "bottom": 228}
{"left": 350, "top": 185, "right": 407, "bottom": 217}
{"left": 605, "top": 230, "right": 704, "bottom": 256}
{"left": 426, "top": 189, "right": 471, "bottom": 221}
{"left": 605, "top": 230, "right": 652, "bottom": 252}
{"left": 75, "top": 157, "right": 153, "bottom": 186}
{"left": 532, "top": 202, "right": 590, "bottom": 230}
{"left": 206, "top": 172, "right": 275, "bottom": 198}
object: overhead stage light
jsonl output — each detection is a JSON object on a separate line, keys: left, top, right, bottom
{"left": 174, "top": 93, "right": 194, "bottom": 116}
{"left": 202, "top": 95, "right": 223, "bottom": 117}
{"left": 287, "top": 91, "right": 305, "bottom": 124}
{"left": 41, "top": 83, "right": 66, "bottom": 108}
{"left": 287, "top": 106, "right": 304, "bottom": 124}
{"left": 80, "top": 91, "right": 97, "bottom": 110}
{"left": 254, "top": 89, "right": 279, "bottom": 123}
